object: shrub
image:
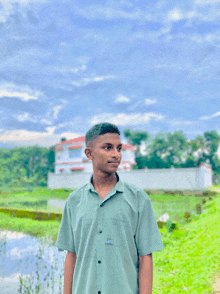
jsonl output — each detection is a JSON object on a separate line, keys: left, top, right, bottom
{"left": 196, "top": 203, "right": 202, "bottom": 214}
{"left": 183, "top": 210, "right": 191, "bottom": 223}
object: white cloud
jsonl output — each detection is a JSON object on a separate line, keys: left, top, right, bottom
{"left": 55, "top": 64, "right": 87, "bottom": 75}
{"left": 17, "top": 113, "right": 37, "bottom": 123}
{"left": 70, "top": 64, "right": 87, "bottom": 73}
{"left": 53, "top": 105, "right": 62, "bottom": 119}
{"left": 195, "top": 0, "right": 220, "bottom": 5}
{"left": 0, "top": 83, "right": 42, "bottom": 101}
{"left": 189, "top": 33, "right": 220, "bottom": 43}
{"left": 90, "top": 112, "right": 164, "bottom": 126}
{"left": 0, "top": 0, "right": 46, "bottom": 23}
{"left": 0, "top": 128, "right": 82, "bottom": 147}
{"left": 140, "top": 141, "right": 147, "bottom": 155}
{"left": 115, "top": 95, "right": 130, "bottom": 103}
{"left": 14, "top": 112, "right": 54, "bottom": 125}
{"left": 74, "top": 4, "right": 143, "bottom": 21}
{"left": 170, "top": 120, "right": 196, "bottom": 126}
{"left": 0, "top": 90, "right": 38, "bottom": 101}
{"left": 45, "top": 126, "right": 56, "bottom": 135}
{"left": 129, "top": 25, "right": 171, "bottom": 42}
{"left": 145, "top": 98, "right": 157, "bottom": 105}
{"left": 200, "top": 111, "right": 220, "bottom": 120}
{"left": 167, "top": 8, "right": 183, "bottom": 22}
{"left": 217, "top": 145, "right": 220, "bottom": 158}
{"left": 72, "top": 75, "right": 115, "bottom": 87}
{"left": 164, "top": 4, "right": 220, "bottom": 26}
{"left": 40, "top": 118, "right": 53, "bottom": 125}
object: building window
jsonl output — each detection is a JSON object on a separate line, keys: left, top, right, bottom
{"left": 57, "top": 151, "right": 62, "bottom": 159}
{"left": 69, "top": 149, "right": 81, "bottom": 158}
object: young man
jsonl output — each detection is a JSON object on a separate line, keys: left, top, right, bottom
{"left": 55, "top": 122, "right": 164, "bottom": 294}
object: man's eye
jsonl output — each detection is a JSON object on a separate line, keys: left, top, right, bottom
{"left": 105, "top": 146, "right": 111, "bottom": 150}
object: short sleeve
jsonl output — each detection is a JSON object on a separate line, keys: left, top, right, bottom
{"left": 55, "top": 200, "right": 75, "bottom": 252}
{"left": 135, "top": 191, "right": 164, "bottom": 256}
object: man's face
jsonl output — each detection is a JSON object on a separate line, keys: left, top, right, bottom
{"left": 88, "top": 133, "right": 122, "bottom": 174}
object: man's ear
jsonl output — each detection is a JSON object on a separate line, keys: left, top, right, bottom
{"left": 85, "top": 147, "right": 93, "bottom": 160}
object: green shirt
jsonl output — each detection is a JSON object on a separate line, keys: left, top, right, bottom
{"left": 55, "top": 172, "right": 164, "bottom": 294}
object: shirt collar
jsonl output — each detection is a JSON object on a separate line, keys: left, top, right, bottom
{"left": 88, "top": 172, "right": 124, "bottom": 193}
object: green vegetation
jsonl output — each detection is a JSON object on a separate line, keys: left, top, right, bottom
{"left": 125, "top": 129, "right": 220, "bottom": 180}
{"left": 0, "top": 188, "right": 216, "bottom": 227}
{"left": 0, "top": 191, "right": 219, "bottom": 293}
{"left": 0, "top": 145, "right": 55, "bottom": 187}
{"left": 153, "top": 196, "right": 220, "bottom": 293}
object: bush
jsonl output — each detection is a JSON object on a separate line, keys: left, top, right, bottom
{"left": 54, "top": 188, "right": 72, "bottom": 193}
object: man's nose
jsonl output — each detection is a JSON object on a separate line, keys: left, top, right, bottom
{"left": 112, "top": 148, "right": 121, "bottom": 158}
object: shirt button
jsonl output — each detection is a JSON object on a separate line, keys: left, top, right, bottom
{"left": 98, "top": 260, "right": 101, "bottom": 264}
{"left": 98, "top": 291, "right": 101, "bottom": 294}
{"left": 99, "top": 230, "right": 102, "bottom": 234}
{"left": 100, "top": 204, "right": 103, "bottom": 207}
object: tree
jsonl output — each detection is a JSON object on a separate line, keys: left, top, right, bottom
{"left": 166, "top": 131, "right": 188, "bottom": 167}
{"left": 124, "top": 129, "right": 149, "bottom": 169}
{"left": 0, "top": 145, "right": 56, "bottom": 187}
{"left": 145, "top": 131, "right": 188, "bottom": 168}
{"left": 124, "top": 128, "right": 148, "bottom": 157}
{"left": 204, "top": 131, "right": 220, "bottom": 157}
{"left": 48, "top": 146, "right": 55, "bottom": 173}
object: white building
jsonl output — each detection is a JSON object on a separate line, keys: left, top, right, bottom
{"left": 54, "top": 136, "right": 136, "bottom": 174}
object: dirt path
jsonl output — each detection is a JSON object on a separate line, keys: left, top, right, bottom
{"left": 211, "top": 272, "right": 220, "bottom": 293}
{"left": 211, "top": 188, "right": 220, "bottom": 192}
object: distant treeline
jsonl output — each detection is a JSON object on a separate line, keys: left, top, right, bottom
{"left": 0, "top": 146, "right": 54, "bottom": 187}
{"left": 0, "top": 129, "right": 220, "bottom": 188}
{"left": 124, "top": 129, "right": 220, "bottom": 180}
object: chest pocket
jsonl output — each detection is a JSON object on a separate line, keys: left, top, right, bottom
{"left": 103, "top": 218, "right": 130, "bottom": 248}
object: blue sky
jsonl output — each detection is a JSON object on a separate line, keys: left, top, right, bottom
{"left": 0, "top": 0, "right": 220, "bottom": 151}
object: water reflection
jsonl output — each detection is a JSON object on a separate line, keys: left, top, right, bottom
{"left": 47, "top": 199, "right": 66, "bottom": 212}
{"left": 0, "top": 230, "right": 66, "bottom": 294}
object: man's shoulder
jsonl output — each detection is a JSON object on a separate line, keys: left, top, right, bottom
{"left": 122, "top": 181, "right": 149, "bottom": 199}
{"left": 66, "top": 183, "right": 89, "bottom": 203}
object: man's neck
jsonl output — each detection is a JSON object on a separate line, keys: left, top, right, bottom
{"left": 92, "top": 171, "right": 118, "bottom": 191}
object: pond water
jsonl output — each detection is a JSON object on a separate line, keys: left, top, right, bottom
{"left": 0, "top": 230, "right": 66, "bottom": 294}
{"left": 47, "top": 199, "right": 66, "bottom": 212}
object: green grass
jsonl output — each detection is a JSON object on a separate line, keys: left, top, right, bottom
{"left": 148, "top": 193, "right": 214, "bottom": 226}
{"left": 153, "top": 196, "right": 220, "bottom": 293}
{"left": 0, "top": 188, "right": 216, "bottom": 227}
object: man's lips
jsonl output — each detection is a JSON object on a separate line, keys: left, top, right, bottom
{"left": 108, "top": 161, "right": 120, "bottom": 164}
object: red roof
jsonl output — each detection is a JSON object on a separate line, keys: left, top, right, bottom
{"left": 68, "top": 145, "right": 83, "bottom": 149}
{"left": 70, "top": 167, "right": 85, "bottom": 170}
{"left": 122, "top": 144, "right": 136, "bottom": 151}
{"left": 59, "top": 168, "right": 64, "bottom": 171}
{"left": 56, "top": 136, "right": 135, "bottom": 151}
{"left": 55, "top": 147, "right": 64, "bottom": 151}
{"left": 56, "top": 136, "right": 85, "bottom": 146}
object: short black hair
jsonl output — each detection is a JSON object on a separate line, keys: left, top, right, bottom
{"left": 85, "top": 122, "right": 120, "bottom": 147}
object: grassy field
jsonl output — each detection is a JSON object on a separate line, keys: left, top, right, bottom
{"left": 0, "top": 187, "right": 220, "bottom": 293}
{"left": 0, "top": 187, "right": 216, "bottom": 226}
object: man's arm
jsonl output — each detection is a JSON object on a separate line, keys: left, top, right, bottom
{"left": 138, "top": 253, "right": 153, "bottom": 294}
{"left": 64, "top": 251, "right": 77, "bottom": 294}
